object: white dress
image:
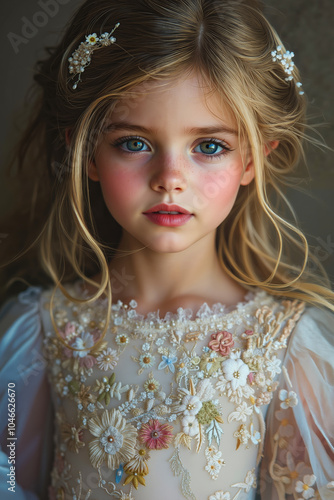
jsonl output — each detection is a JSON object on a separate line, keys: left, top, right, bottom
{"left": 0, "top": 283, "right": 333, "bottom": 499}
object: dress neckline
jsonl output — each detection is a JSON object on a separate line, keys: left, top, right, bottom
{"left": 64, "top": 281, "right": 273, "bottom": 327}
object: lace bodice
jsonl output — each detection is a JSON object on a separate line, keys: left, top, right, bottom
{"left": 39, "top": 284, "right": 310, "bottom": 500}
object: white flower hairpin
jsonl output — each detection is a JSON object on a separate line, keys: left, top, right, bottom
{"left": 68, "top": 22, "right": 120, "bottom": 90}
{"left": 271, "top": 45, "right": 304, "bottom": 95}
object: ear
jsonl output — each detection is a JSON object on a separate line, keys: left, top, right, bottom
{"left": 264, "top": 140, "right": 279, "bottom": 156}
{"left": 240, "top": 157, "right": 255, "bottom": 186}
{"left": 240, "top": 140, "right": 279, "bottom": 186}
{"left": 88, "top": 160, "right": 100, "bottom": 182}
{"left": 66, "top": 128, "right": 100, "bottom": 181}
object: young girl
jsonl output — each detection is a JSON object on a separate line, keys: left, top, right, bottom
{"left": 0, "top": 0, "right": 333, "bottom": 499}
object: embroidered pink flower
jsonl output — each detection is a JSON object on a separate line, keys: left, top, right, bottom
{"left": 79, "top": 354, "right": 96, "bottom": 369}
{"left": 138, "top": 420, "right": 173, "bottom": 450}
{"left": 60, "top": 323, "right": 77, "bottom": 357}
{"left": 208, "top": 331, "right": 234, "bottom": 356}
{"left": 60, "top": 322, "right": 76, "bottom": 339}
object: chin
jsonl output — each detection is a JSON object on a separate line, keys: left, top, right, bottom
{"left": 144, "top": 236, "right": 193, "bottom": 254}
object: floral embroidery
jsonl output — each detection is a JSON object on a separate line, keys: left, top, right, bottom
{"left": 228, "top": 402, "right": 253, "bottom": 423}
{"left": 88, "top": 409, "right": 137, "bottom": 469}
{"left": 222, "top": 353, "right": 250, "bottom": 391}
{"left": 60, "top": 423, "right": 85, "bottom": 453}
{"left": 208, "top": 331, "right": 234, "bottom": 356}
{"left": 72, "top": 331, "right": 95, "bottom": 357}
{"left": 205, "top": 445, "right": 225, "bottom": 479}
{"left": 71, "top": 382, "right": 96, "bottom": 410}
{"left": 158, "top": 354, "right": 178, "bottom": 373}
{"left": 295, "top": 474, "right": 317, "bottom": 499}
{"left": 42, "top": 284, "right": 306, "bottom": 499}
{"left": 275, "top": 410, "right": 294, "bottom": 437}
{"left": 115, "top": 333, "right": 130, "bottom": 346}
{"left": 279, "top": 389, "right": 298, "bottom": 409}
{"left": 123, "top": 446, "right": 150, "bottom": 489}
{"left": 179, "top": 394, "right": 203, "bottom": 416}
{"left": 96, "top": 347, "right": 119, "bottom": 370}
{"left": 137, "top": 352, "right": 155, "bottom": 370}
{"left": 124, "top": 446, "right": 150, "bottom": 474}
{"left": 143, "top": 375, "right": 160, "bottom": 393}
{"left": 182, "top": 415, "right": 200, "bottom": 437}
{"left": 94, "top": 373, "right": 130, "bottom": 404}
{"left": 285, "top": 452, "right": 312, "bottom": 494}
{"left": 263, "top": 360, "right": 323, "bottom": 499}
{"left": 234, "top": 424, "right": 251, "bottom": 449}
{"left": 138, "top": 419, "right": 174, "bottom": 449}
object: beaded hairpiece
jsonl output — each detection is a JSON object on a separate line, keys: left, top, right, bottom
{"left": 68, "top": 23, "right": 120, "bottom": 90}
{"left": 271, "top": 45, "right": 304, "bottom": 95}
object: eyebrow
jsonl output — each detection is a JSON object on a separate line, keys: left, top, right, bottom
{"left": 104, "top": 122, "right": 238, "bottom": 136}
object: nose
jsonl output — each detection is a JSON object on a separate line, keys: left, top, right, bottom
{"left": 149, "top": 153, "right": 187, "bottom": 193}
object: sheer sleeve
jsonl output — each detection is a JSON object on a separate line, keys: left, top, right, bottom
{"left": 0, "top": 288, "right": 53, "bottom": 499}
{"left": 260, "top": 307, "right": 334, "bottom": 500}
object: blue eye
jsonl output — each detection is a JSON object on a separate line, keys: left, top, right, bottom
{"left": 194, "top": 141, "right": 224, "bottom": 155}
{"left": 123, "top": 139, "right": 148, "bottom": 152}
{"left": 112, "top": 136, "right": 151, "bottom": 153}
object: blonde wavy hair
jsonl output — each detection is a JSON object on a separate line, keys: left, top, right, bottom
{"left": 2, "top": 0, "right": 333, "bottom": 319}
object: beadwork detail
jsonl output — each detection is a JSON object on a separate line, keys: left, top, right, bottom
{"left": 68, "top": 23, "right": 120, "bottom": 89}
{"left": 271, "top": 45, "right": 304, "bottom": 95}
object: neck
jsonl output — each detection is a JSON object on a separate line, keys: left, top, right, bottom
{"left": 108, "top": 232, "right": 247, "bottom": 315}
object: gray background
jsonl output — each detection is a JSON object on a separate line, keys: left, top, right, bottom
{"left": 1, "top": 0, "right": 333, "bottom": 281}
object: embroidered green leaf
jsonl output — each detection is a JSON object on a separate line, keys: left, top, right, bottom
{"left": 97, "top": 392, "right": 105, "bottom": 403}
{"left": 68, "top": 380, "right": 80, "bottom": 395}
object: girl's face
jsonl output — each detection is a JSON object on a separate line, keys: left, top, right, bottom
{"left": 89, "top": 74, "right": 254, "bottom": 254}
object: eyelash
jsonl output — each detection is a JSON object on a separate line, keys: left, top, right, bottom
{"left": 111, "top": 135, "right": 233, "bottom": 159}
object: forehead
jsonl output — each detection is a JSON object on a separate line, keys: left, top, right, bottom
{"left": 109, "top": 73, "right": 237, "bottom": 128}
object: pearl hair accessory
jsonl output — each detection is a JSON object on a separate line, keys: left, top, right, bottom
{"left": 271, "top": 45, "right": 304, "bottom": 95}
{"left": 68, "top": 23, "right": 120, "bottom": 90}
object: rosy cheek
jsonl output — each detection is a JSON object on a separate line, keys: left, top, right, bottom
{"left": 98, "top": 168, "right": 143, "bottom": 211}
{"left": 196, "top": 167, "right": 242, "bottom": 209}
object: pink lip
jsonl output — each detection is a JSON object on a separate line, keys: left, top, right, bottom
{"left": 143, "top": 203, "right": 193, "bottom": 227}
